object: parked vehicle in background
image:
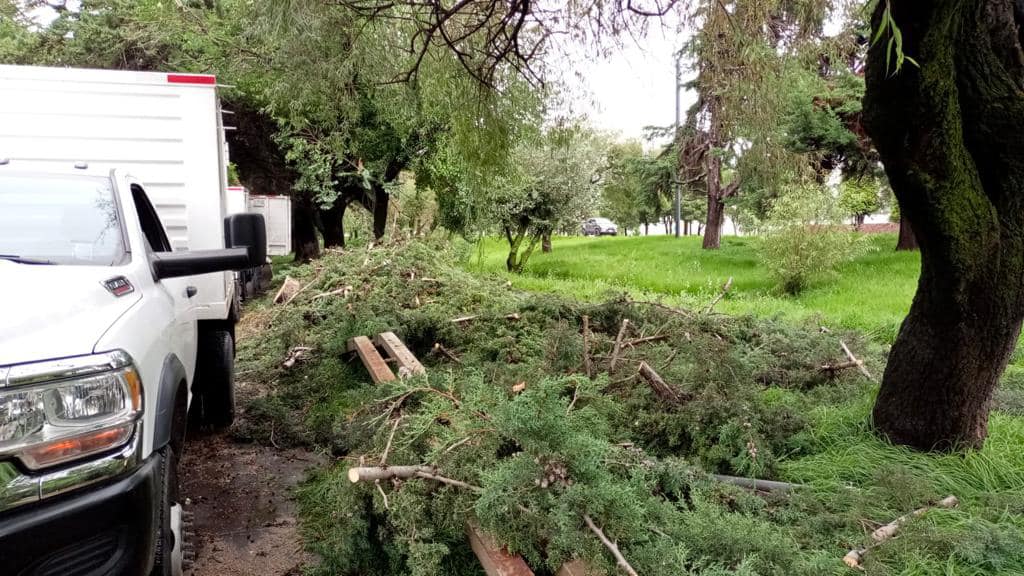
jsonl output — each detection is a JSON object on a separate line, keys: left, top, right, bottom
{"left": 582, "top": 217, "right": 619, "bottom": 236}
{"left": 247, "top": 194, "right": 292, "bottom": 256}
{"left": 227, "top": 186, "right": 277, "bottom": 300}
{"left": 0, "top": 64, "right": 266, "bottom": 576}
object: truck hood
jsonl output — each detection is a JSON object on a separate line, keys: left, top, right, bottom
{"left": 0, "top": 262, "right": 142, "bottom": 366}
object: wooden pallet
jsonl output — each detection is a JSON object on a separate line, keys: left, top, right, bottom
{"left": 346, "top": 331, "right": 425, "bottom": 383}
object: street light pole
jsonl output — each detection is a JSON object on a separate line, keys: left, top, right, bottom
{"left": 674, "top": 52, "right": 682, "bottom": 238}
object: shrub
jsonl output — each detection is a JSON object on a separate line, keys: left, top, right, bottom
{"left": 757, "top": 185, "right": 870, "bottom": 295}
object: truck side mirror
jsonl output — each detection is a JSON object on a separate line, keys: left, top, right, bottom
{"left": 224, "top": 213, "right": 267, "bottom": 267}
{"left": 152, "top": 248, "right": 252, "bottom": 279}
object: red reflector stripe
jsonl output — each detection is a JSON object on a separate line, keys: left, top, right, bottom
{"left": 167, "top": 73, "right": 216, "bottom": 85}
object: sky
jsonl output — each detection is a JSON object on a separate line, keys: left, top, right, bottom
{"left": 549, "top": 22, "right": 697, "bottom": 148}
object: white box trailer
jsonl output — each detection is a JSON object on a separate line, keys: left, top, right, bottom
{"left": 0, "top": 65, "right": 238, "bottom": 323}
{"left": 248, "top": 194, "right": 292, "bottom": 256}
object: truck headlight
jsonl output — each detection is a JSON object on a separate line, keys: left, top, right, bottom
{"left": 0, "top": 351, "right": 142, "bottom": 470}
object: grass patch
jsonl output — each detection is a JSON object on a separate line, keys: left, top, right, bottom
{"left": 466, "top": 234, "right": 918, "bottom": 342}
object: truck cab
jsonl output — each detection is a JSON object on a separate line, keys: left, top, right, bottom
{"left": 0, "top": 65, "right": 267, "bottom": 575}
{"left": 0, "top": 165, "right": 265, "bottom": 575}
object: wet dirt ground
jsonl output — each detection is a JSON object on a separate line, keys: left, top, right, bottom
{"left": 181, "top": 433, "right": 324, "bottom": 576}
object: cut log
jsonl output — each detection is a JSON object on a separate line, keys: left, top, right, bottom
{"left": 609, "top": 319, "right": 630, "bottom": 372}
{"left": 347, "top": 464, "right": 483, "bottom": 493}
{"left": 281, "top": 346, "right": 312, "bottom": 369}
{"left": 637, "top": 362, "right": 682, "bottom": 403}
{"left": 347, "top": 336, "right": 397, "bottom": 384}
{"left": 273, "top": 276, "right": 301, "bottom": 304}
{"left": 711, "top": 474, "right": 799, "bottom": 493}
{"left": 375, "top": 332, "right": 426, "bottom": 377}
{"left": 466, "top": 521, "right": 535, "bottom": 576}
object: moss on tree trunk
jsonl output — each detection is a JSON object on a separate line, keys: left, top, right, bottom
{"left": 864, "top": 0, "right": 1024, "bottom": 450}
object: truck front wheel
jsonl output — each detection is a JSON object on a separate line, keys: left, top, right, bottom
{"left": 193, "top": 329, "right": 235, "bottom": 428}
{"left": 150, "top": 447, "right": 187, "bottom": 576}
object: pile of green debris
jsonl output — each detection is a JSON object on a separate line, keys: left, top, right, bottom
{"left": 235, "top": 237, "right": 1024, "bottom": 576}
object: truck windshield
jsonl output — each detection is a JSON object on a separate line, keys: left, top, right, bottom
{"left": 0, "top": 174, "right": 126, "bottom": 266}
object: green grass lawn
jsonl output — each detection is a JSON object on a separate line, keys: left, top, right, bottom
{"left": 467, "top": 233, "right": 920, "bottom": 342}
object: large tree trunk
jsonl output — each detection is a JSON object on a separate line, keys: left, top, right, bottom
{"left": 292, "top": 195, "right": 321, "bottom": 263}
{"left": 505, "top": 222, "right": 540, "bottom": 273}
{"left": 702, "top": 197, "right": 725, "bottom": 249}
{"left": 863, "top": 0, "right": 1024, "bottom": 450}
{"left": 542, "top": 230, "right": 552, "bottom": 253}
{"left": 701, "top": 96, "right": 737, "bottom": 250}
{"left": 896, "top": 214, "right": 919, "bottom": 251}
{"left": 320, "top": 199, "right": 347, "bottom": 248}
{"left": 371, "top": 183, "right": 389, "bottom": 240}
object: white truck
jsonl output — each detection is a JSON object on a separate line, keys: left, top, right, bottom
{"left": 0, "top": 65, "right": 266, "bottom": 575}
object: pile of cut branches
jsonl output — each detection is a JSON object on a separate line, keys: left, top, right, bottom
{"left": 236, "top": 238, "right": 1021, "bottom": 576}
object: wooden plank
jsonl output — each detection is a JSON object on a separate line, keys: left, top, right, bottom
{"left": 374, "top": 332, "right": 426, "bottom": 377}
{"left": 347, "top": 336, "right": 396, "bottom": 384}
{"left": 466, "top": 522, "right": 534, "bottom": 576}
{"left": 556, "top": 560, "right": 604, "bottom": 576}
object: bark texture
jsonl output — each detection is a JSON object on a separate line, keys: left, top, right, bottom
{"left": 896, "top": 213, "right": 919, "bottom": 251}
{"left": 863, "top": 0, "right": 1024, "bottom": 449}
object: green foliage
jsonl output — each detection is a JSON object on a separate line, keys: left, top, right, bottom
{"left": 601, "top": 141, "right": 693, "bottom": 233}
{"left": 839, "top": 176, "right": 883, "bottom": 219}
{"left": 782, "top": 71, "right": 870, "bottom": 177}
{"left": 0, "top": 2, "right": 37, "bottom": 63}
{"left": 872, "top": 0, "right": 919, "bottom": 74}
{"left": 483, "top": 124, "right": 607, "bottom": 271}
{"left": 758, "top": 185, "right": 872, "bottom": 294}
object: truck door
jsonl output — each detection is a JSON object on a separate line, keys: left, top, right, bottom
{"left": 130, "top": 184, "right": 198, "bottom": 374}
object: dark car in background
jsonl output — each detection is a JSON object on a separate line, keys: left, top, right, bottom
{"left": 582, "top": 217, "right": 618, "bottom": 236}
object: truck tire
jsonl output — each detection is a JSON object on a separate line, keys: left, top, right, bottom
{"left": 150, "top": 447, "right": 185, "bottom": 576}
{"left": 194, "top": 329, "right": 235, "bottom": 428}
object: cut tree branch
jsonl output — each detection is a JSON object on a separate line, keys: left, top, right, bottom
{"left": 840, "top": 340, "right": 875, "bottom": 381}
{"left": 705, "top": 276, "right": 733, "bottom": 313}
{"left": 624, "top": 334, "right": 669, "bottom": 347}
{"left": 582, "top": 514, "right": 639, "bottom": 576}
{"left": 348, "top": 465, "right": 484, "bottom": 493}
{"left": 843, "top": 496, "right": 959, "bottom": 568}
{"left": 433, "top": 342, "right": 463, "bottom": 364}
{"left": 609, "top": 319, "right": 631, "bottom": 371}
{"left": 638, "top": 362, "right": 683, "bottom": 403}
{"left": 582, "top": 315, "right": 593, "bottom": 378}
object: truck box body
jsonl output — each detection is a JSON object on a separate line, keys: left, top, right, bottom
{"left": 248, "top": 194, "right": 292, "bottom": 256}
{"left": 226, "top": 185, "right": 250, "bottom": 216}
{"left": 0, "top": 65, "right": 234, "bottom": 321}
